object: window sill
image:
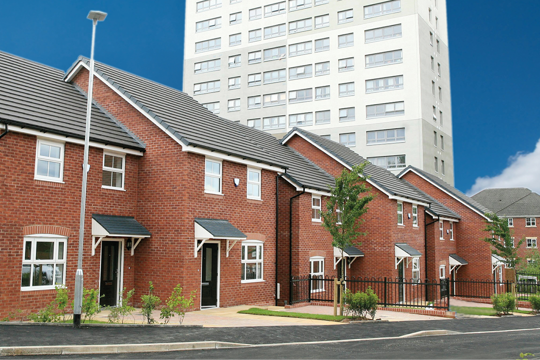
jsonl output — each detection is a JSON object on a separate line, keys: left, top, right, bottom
{"left": 367, "top": 140, "right": 406, "bottom": 146}
{"left": 204, "top": 192, "right": 224, "bottom": 199}
{"left": 102, "top": 186, "right": 126, "bottom": 192}
{"left": 440, "top": 238, "right": 445, "bottom": 241}
{"left": 241, "top": 279, "right": 265, "bottom": 284}
{"left": 247, "top": 198, "right": 263, "bottom": 203}
{"left": 34, "top": 177, "right": 64, "bottom": 184}
{"left": 310, "top": 289, "right": 325, "bottom": 293}
{"left": 312, "top": 220, "right": 322, "bottom": 224}
{"left": 397, "top": 224, "right": 404, "bottom": 227}
{"left": 526, "top": 226, "right": 537, "bottom": 228}
{"left": 21, "top": 286, "right": 60, "bottom": 292}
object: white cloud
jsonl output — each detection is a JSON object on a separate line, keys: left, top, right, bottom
{"left": 467, "top": 138, "right": 540, "bottom": 196}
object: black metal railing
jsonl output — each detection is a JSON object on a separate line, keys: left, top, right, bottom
{"left": 450, "top": 278, "right": 540, "bottom": 301}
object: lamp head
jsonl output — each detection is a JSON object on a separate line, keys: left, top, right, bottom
{"left": 87, "top": 10, "right": 107, "bottom": 22}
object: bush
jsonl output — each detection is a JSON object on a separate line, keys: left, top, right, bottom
{"left": 54, "top": 287, "right": 71, "bottom": 322}
{"left": 491, "top": 292, "right": 516, "bottom": 315}
{"left": 344, "top": 287, "right": 379, "bottom": 320}
{"left": 529, "top": 295, "right": 540, "bottom": 313}
{"left": 82, "top": 288, "right": 101, "bottom": 323}
{"left": 141, "top": 281, "right": 161, "bottom": 324}
{"left": 160, "top": 285, "right": 196, "bottom": 324}
{"left": 28, "top": 303, "right": 59, "bottom": 323}
{"left": 107, "top": 288, "right": 136, "bottom": 324}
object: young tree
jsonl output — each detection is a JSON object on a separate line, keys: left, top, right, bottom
{"left": 321, "top": 163, "right": 374, "bottom": 314}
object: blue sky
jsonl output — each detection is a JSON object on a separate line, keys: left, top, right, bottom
{"left": 2, "top": 1, "right": 539, "bottom": 194}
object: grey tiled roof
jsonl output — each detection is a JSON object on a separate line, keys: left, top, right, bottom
{"left": 92, "top": 214, "right": 151, "bottom": 236}
{"left": 395, "top": 243, "right": 422, "bottom": 257}
{"left": 282, "top": 128, "right": 433, "bottom": 203}
{"left": 472, "top": 188, "right": 540, "bottom": 217}
{"left": 69, "top": 58, "right": 334, "bottom": 191}
{"left": 450, "top": 254, "right": 469, "bottom": 265}
{"left": 195, "top": 218, "right": 246, "bottom": 239}
{"left": 413, "top": 186, "right": 461, "bottom": 220}
{"left": 344, "top": 246, "right": 364, "bottom": 257}
{"left": 0, "top": 51, "right": 144, "bottom": 151}
{"left": 398, "top": 166, "right": 491, "bottom": 216}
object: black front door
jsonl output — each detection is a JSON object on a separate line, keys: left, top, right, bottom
{"left": 100, "top": 242, "right": 119, "bottom": 307}
{"left": 398, "top": 260, "right": 404, "bottom": 303}
{"left": 201, "top": 243, "right": 219, "bottom": 307}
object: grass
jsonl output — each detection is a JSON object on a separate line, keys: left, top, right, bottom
{"left": 450, "top": 306, "right": 532, "bottom": 316}
{"left": 238, "top": 308, "right": 349, "bottom": 322}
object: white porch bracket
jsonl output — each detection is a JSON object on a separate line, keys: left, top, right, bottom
{"left": 334, "top": 257, "right": 342, "bottom": 270}
{"left": 348, "top": 257, "right": 358, "bottom": 269}
{"left": 195, "top": 239, "right": 208, "bottom": 258}
{"left": 131, "top": 237, "right": 144, "bottom": 256}
{"left": 395, "top": 256, "right": 405, "bottom": 269}
{"left": 450, "top": 264, "right": 461, "bottom": 274}
{"left": 492, "top": 263, "right": 503, "bottom": 273}
{"left": 92, "top": 236, "right": 105, "bottom": 256}
{"left": 226, "top": 239, "right": 239, "bottom": 257}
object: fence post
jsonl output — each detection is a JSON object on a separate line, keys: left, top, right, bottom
{"left": 308, "top": 274, "right": 312, "bottom": 303}
{"left": 384, "top": 277, "right": 387, "bottom": 307}
{"left": 333, "top": 278, "right": 338, "bottom": 317}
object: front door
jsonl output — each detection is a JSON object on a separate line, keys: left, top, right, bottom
{"left": 201, "top": 243, "right": 219, "bottom": 308}
{"left": 100, "top": 241, "right": 120, "bottom": 307}
{"left": 398, "top": 260, "right": 405, "bottom": 303}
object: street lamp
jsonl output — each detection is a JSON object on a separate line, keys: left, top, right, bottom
{"left": 73, "top": 10, "right": 107, "bottom": 329}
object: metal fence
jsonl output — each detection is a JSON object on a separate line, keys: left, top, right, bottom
{"left": 450, "top": 278, "right": 540, "bottom": 301}
{"left": 291, "top": 275, "right": 450, "bottom": 310}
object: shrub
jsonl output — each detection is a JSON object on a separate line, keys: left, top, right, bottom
{"left": 82, "top": 288, "right": 101, "bottom": 323}
{"left": 491, "top": 292, "right": 516, "bottom": 315}
{"left": 54, "top": 287, "right": 71, "bottom": 322}
{"left": 344, "top": 287, "right": 379, "bottom": 320}
{"left": 529, "top": 295, "right": 540, "bottom": 313}
{"left": 141, "top": 281, "right": 161, "bottom": 324}
{"left": 107, "top": 288, "right": 136, "bottom": 324}
{"left": 28, "top": 303, "right": 59, "bottom": 323}
{"left": 160, "top": 285, "right": 196, "bottom": 324}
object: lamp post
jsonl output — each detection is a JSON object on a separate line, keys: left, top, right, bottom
{"left": 73, "top": 10, "right": 107, "bottom": 329}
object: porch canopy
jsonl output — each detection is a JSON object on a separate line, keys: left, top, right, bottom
{"left": 492, "top": 254, "right": 505, "bottom": 272}
{"left": 194, "top": 218, "right": 246, "bottom": 257}
{"left": 92, "top": 214, "right": 151, "bottom": 256}
{"left": 449, "top": 254, "right": 468, "bottom": 273}
{"left": 333, "top": 246, "right": 364, "bottom": 269}
{"left": 395, "top": 243, "right": 421, "bottom": 269}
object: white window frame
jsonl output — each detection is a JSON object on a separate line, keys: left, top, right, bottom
{"left": 312, "top": 195, "right": 321, "bottom": 222}
{"left": 339, "top": 82, "right": 355, "bottom": 97}
{"left": 508, "top": 218, "right": 514, "bottom": 227}
{"left": 315, "top": 61, "right": 330, "bottom": 76}
{"left": 21, "top": 235, "right": 67, "bottom": 291}
{"left": 228, "top": 76, "right": 241, "bottom": 90}
{"left": 527, "top": 238, "right": 538, "bottom": 249}
{"left": 247, "top": 118, "right": 261, "bottom": 130}
{"left": 315, "top": 110, "right": 331, "bottom": 124}
{"left": 35, "top": 139, "right": 65, "bottom": 183}
{"left": 228, "top": 99, "right": 241, "bottom": 112}
{"left": 338, "top": 33, "right": 354, "bottom": 48}
{"left": 230, "top": 12, "right": 242, "bottom": 25}
{"left": 339, "top": 132, "right": 356, "bottom": 147}
{"left": 366, "top": 128, "right": 405, "bottom": 145}
{"left": 412, "top": 258, "right": 420, "bottom": 283}
{"left": 367, "top": 155, "right": 406, "bottom": 170}
{"left": 412, "top": 205, "right": 418, "bottom": 227}
{"left": 241, "top": 241, "right": 264, "bottom": 283}
{"left": 439, "top": 220, "right": 444, "bottom": 240}
{"left": 228, "top": 54, "right": 241, "bottom": 68}
{"left": 315, "top": 38, "right": 330, "bottom": 52}
{"left": 397, "top": 202, "right": 403, "bottom": 225}
{"left": 364, "top": 0, "right": 401, "bottom": 19}
{"left": 338, "top": 9, "right": 353, "bottom": 24}
{"left": 229, "top": 33, "right": 242, "bottom": 47}
{"left": 310, "top": 256, "right": 325, "bottom": 292}
{"left": 247, "top": 168, "right": 262, "bottom": 200}
{"left": 202, "top": 102, "right": 220, "bottom": 114}
{"left": 263, "top": 116, "right": 286, "bottom": 130}
{"left": 205, "top": 158, "right": 222, "bottom": 194}
{"left": 102, "top": 152, "right": 125, "bottom": 190}
{"left": 339, "top": 108, "right": 355, "bottom": 122}
{"left": 439, "top": 265, "right": 446, "bottom": 279}
{"left": 249, "top": 29, "right": 262, "bottom": 43}
{"left": 248, "top": 95, "right": 261, "bottom": 109}
{"left": 248, "top": 73, "right": 262, "bottom": 87}
{"left": 315, "top": 14, "right": 329, "bottom": 28}
{"left": 249, "top": 7, "right": 262, "bottom": 20}
{"left": 526, "top": 218, "right": 537, "bottom": 227}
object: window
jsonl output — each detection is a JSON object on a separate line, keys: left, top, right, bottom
{"left": 434, "top": 156, "right": 438, "bottom": 172}
{"left": 365, "top": 24, "right": 402, "bottom": 43}
{"left": 366, "top": 75, "right": 403, "bottom": 93}
{"left": 229, "top": 12, "right": 242, "bottom": 25}
{"left": 310, "top": 257, "right": 324, "bottom": 292}
{"left": 439, "top": 220, "right": 444, "bottom": 239}
{"left": 194, "top": 58, "right": 221, "bottom": 74}
{"left": 228, "top": 76, "right": 241, "bottom": 90}
{"left": 431, "top": 56, "right": 434, "bottom": 70}
{"left": 249, "top": 29, "right": 262, "bottom": 42}
{"left": 102, "top": 153, "right": 124, "bottom": 189}
{"left": 367, "top": 128, "right": 405, "bottom": 145}
{"left": 228, "top": 99, "right": 240, "bottom": 112}
{"left": 248, "top": 51, "right": 261, "bottom": 64}
{"left": 263, "top": 115, "right": 286, "bottom": 130}
{"left": 289, "top": 88, "right": 312, "bottom": 103}
{"left": 290, "top": 0, "right": 312, "bottom": 11}
{"left": 439, "top": 111, "right": 443, "bottom": 125}
{"left": 364, "top": 0, "right": 401, "bottom": 19}
{"left": 263, "top": 92, "right": 287, "bottom": 107}
{"left": 397, "top": 202, "right": 403, "bottom": 225}
{"left": 339, "top": 107, "right": 355, "bottom": 122}
{"left": 22, "top": 236, "right": 67, "bottom": 290}
{"left": 441, "top": 160, "right": 445, "bottom": 175}
{"left": 438, "top": 63, "right": 441, "bottom": 77}
{"left": 339, "top": 82, "right": 355, "bottom": 97}
{"left": 338, "top": 9, "right": 353, "bottom": 24}
{"left": 196, "top": 17, "right": 222, "bottom": 32}
{"left": 321, "top": 135, "right": 331, "bottom": 140}
{"left": 263, "top": 69, "right": 286, "bottom": 84}
{"left": 439, "top": 265, "right": 445, "bottom": 279}
{"left": 247, "top": 119, "right": 261, "bottom": 130}
{"left": 436, "top": 16, "right": 439, "bottom": 29}
{"left": 229, "top": 33, "right": 241, "bottom": 46}
{"left": 265, "top": 1, "right": 286, "bottom": 17}
{"left": 289, "top": 18, "right": 312, "bottom": 33}
{"left": 289, "top": 112, "right": 313, "bottom": 127}
{"left": 229, "top": 54, "right": 241, "bottom": 68}
{"left": 511, "top": 237, "right": 515, "bottom": 248}
{"left": 315, "top": 86, "right": 330, "bottom": 100}
{"left": 315, "top": 14, "right": 329, "bottom": 28}
{"left": 412, "top": 258, "right": 420, "bottom": 283}
{"left": 248, "top": 73, "right": 262, "bottom": 87}
{"left": 339, "top": 132, "right": 356, "bottom": 147}
{"left": 433, "top": 106, "right": 437, "bottom": 120}
{"left": 289, "top": 41, "right": 312, "bottom": 57}
{"left": 338, "top": 33, "right": 354, "bottom": 48}
{"left": 527, "top": 238, "right": 538, "bottom": 248}
{"left": 202, "top": 102, "right": 220, "bottom": 114}
{"left": 366, "top": 101, "right": 404, "bottom": 118}
{"left": 315, "top": 61, "right": 330, "bottom": 76}
{"left": 241, "top": 242, "right": 263, "bottom": 281}
{"left": 231, "top": 0, "right": 240, "bottom": 4}
{"left": 367, "top": 155, "right": 406, "bottom": 169}
{"left": 247, "top": 168, "right": 261, "bottom": 200}
{"left": 526, "top": 218, "right": 537, "bottom": 227}
{"left": 315, "top": 38, "right": 330, "bottom": 52}
{"left": 429, "top": 8, "right": 432, "bottom": 22}
{"left": 195, "top": 38, "right": 221, "bottom": 53}
{"left": 35, "top": 139, "right": 64, "bottom": 182}
{"left": 193, "top": 80, "right": 220, "bottom": 95}
{"left": 312, "top": 195, "right": 321, "bottom": 221}
{"left": 196, "top": 0, "right": 222, "bottom": 12}
{"left": 430, "top": 32, "right": 434, "bottom": 46}
{"left": 432, "top": 81, "right": 435, "bottom": 96}
{"left": 249, "top": 7, "right": 262, "bottom": 20}
{"left": 439, "top": 87, "right": 442, "bottom": 101}
{"left": 440, "top": 135, "right": 445, "bottom": 150}
{"left": 205, "top": 158, "right": 222, "bottom": 194}
{"left": 434, "top": 131, "right": 437, "bottom": 146}
{"left": 315, "top": 110, "right": 330, "bottom": 124}
{"left": 365, "top": 50, "right": 403, "bottom": 68}
{"left": 289, "top": 65, "right": 312, "bottom": 80}
{"left": 412, "top": 205, "right": 418, "bottom": 227}
{"left": 437, "top": 39, "right": 440, "bottom": 53}
{"left": 264, "top": 23, "right": 286, "bottom": 39}
{"left": 338, "top": 58, "right": 354, "bottom": 72}
{"left": 264, "top": 46, "right": 286, "bottom": 61}
{"left": 450, "top": 222, "right": 454, "bottom": 240}
{"left": 508, "top": 218, "right": 514, "bottom": 227}
{"left": 248, "top": 95, "right": 261, "bottom": 109}
{"left": 315, "top": 0, "right": 328, "bottom": 5}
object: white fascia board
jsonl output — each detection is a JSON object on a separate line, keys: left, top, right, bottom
{"left": 388, "top": 195, "right": 430, "bottom": 207}
{"left": 439, "top": 217, "right": 460, "bottom": 223}
{"left": 398, "top": 168, "right": 490, "bottom": 220}
{"left": 2, "top": 124, "right": 144, "bottom": 156}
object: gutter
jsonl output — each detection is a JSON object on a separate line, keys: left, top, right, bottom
{"left": 0, "top": 122, "right": 8, "bottom": 140}
{"left": 289, "top": 186, "right": 306, "bottom": 305}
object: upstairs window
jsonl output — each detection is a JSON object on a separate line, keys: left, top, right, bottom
{"left": 265, "top": 1, "right": 286, "bottom": 17}
{"left": 526, "top": 218, "right": 537, "bottom": 227}
{"left": 339, "top": 82, "right": 355, "bottom": 97}
{"left": 22, "top": 236, "right": 67, "bottom": 290}
{"left": 397, "top": 202, "right": 403, "bottom": 225}
{"left": 196, "top": 17, "right": 222, "bottom": 32}
{"left": 205, "top": 158, "right": 222, "bottom": 194}
{"left": 263, "top": 92, "right": 286, "bottom": 107}
{"left": 230, "top": 12, "right": 242, "bottom": 25}
{"left": 439, "top": 220, "right": 444, "bottom": 239}
{"left": 365, "top": 50, "right": 403, "bottom": 68}
{"left": 248, "top": 51, "right": 261, "bottom": 64}
{"left": 450, "top": 222, "right": 454, "bottom": 240}
{"left": 365, "top": 24, "right": 402, "bottom": 43}
{"left": 338, "top": 33, "right": 354, "bottom": 48}
{"left": 289, "top": 112, "right": 313, "bottom": 127}
{"left": 366, "top": 101, "right": 404, "bottom": 118}
{"left": 339, "top": 107, "right": 355, "bottom": 122}
{"left": 229, "top": 33, "right": 242, "bottom": 47}
{"left": 527, "top": 238, "right": 538, "bottom": 248}
{"left": 508, "top": 218, "right": 514, "bottom": 227}
{"left": 102, "top": 153, "right": 125, "bottom": 190}
{"left": 247, "top": 168, "right": 261, "bottom": 200}
{"left": 315, "top": 38, "right": 330, "bottom": 52}
{"left": 312, "top": 195, "right": 321, "bottom": 221}
{"left": 202, "top": 102, "right": 220, "bottom": 114}
{"left": 195, "top": 38, "right": 221, "bottom": 53}
{"left": 289, "top": 18, "right": 312, "bottom": 34}
{"left": 196, "top": 0, "right": 222, "bottom": 12}
{"left": 248, "top": 73, "right": 262, "bottom": 87}
{"left": 338, "top": 58, "right": 354, "bottom": 72}
{"left": 315, "top": 110, "right": 330, "bottom": 124}
{"left": 264, "top": 24, "right": 286, "bottom": 39}
{"left": 412, "top": 205, "right": 418, "bottom": 227}
{"left": 338, "top": 9, "right": 353, "bottom": 24}
{"left": 35, "top": 139, "right": 64, "bottom": 182}
{"left": 289, "top": 65, "right": 312, "bottom": 80}
{"left": 339, "top": 132, "right": 356, "bottom": 147}
{"left": 249, "top": 7, "right": 262, "bottom": 20}
{"left": 249, "top": 29, "right": 262, "bottom": 43}
{"left": 368, "top": 155, "right": 406, "bottom": 170}
{"left": 289, "top": 88, "right": 312, "bottom": 103}
{"left": 263, "top": 115, "right": 286, "bottom": 130}
{"left": 228, "top": 54, "right": 241, "bottom": 68}
{"left": 290, "top": 0, "right": 312, "bottom": 11}
{"left": 248, "top": 95, "right": 261, "bottom": 109}
{"left": 315, "top": 14, "right": 329, "bottom": 28}
{"left": 367, "top": 128, "right": 405, "bottom": 145}
{"left": 289, "top": 41, "right": 312, "bottom": 57}
{"left": 228, "top": 99, "right": 241, "bottom": 112}
{"left": 364, "top": 0, "right": 401, "bottom": 19}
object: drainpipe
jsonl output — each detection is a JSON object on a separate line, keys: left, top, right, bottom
{"left": 424, "top": 211, "right": 438, "bottom": 282}
{"left": 275, "top": 173, "right": 284, "bottom": 306}
{"left": 0, "top": 122, "right": 8, "bottom": 140}
{"left": 289, "top": 186, "right": 305, "bottom": 305}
